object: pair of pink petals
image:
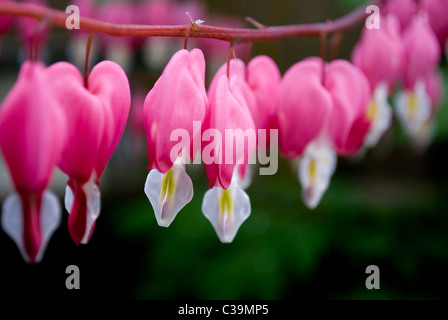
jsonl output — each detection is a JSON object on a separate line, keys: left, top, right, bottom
{"left": 352, "top": 15, "right": 404, "bottom": 91}
{"left": 277, "top": 58, "right": 371, "bottom": 159}
{"left": 143, "top": 49, "right": 207, "bottom": 227}
{"left": 0, "top": 59, "right": 130, "bottom": 262}
{"left": 205, "top": 56, "right": 280, "bottom": 189}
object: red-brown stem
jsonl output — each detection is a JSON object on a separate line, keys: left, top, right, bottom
{"left": 226, "top": 42, "right": 234, "bottom": 78}
{"left": 84, "top": 31, "right": 95, "bottom": 88}
{"left": 0, "top": 1, "right": 382, "bottom": 43}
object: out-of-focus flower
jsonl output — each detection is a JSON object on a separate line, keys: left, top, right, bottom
{"left": 394, "top": 14, "right": 441, "bottom": 150}
{"left": 421, "top": 0, "right": 448, "bottom": 48}
{"left": 0, "top": 61, "right": 67, "bottom": 262}
{"left": 143, "top": 49, "right": 208, "bottom": 227}
{"left": 352, "top": 15, "right": 404, "bottom": 149}
{"left": 277, "top": 58, "right": 370, "bottom": 209}
{"left": 46, "top": 60, "right": 130, "bottom": 245}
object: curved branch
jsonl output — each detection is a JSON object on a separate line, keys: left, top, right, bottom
{"left": 0, "top": 0, "right": 382, "bottom": 43}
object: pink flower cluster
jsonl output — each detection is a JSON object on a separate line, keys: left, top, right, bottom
{"left": 354, "top": 0, "right": 447, "bottom": 151}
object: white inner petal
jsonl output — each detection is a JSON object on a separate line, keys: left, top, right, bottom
{"left": 202, "top": 171, "right": 251, "bottom": 243}
{"left": 1, "top": 190, "right": 61, "bottom": 263}
{"left": 144, "top": 157, "right": 194, "bottom": 227}
{"left": 394, "top": 80, "right": 431, "bottom": 139}
{"left": 80, "top": 179, "right": 101, "bottom": 245}
{"left": 298, "top": 139, "right": 337, "bottom": 209}
{"left": 364, "top": 83, "right": 392, "bottom": 148}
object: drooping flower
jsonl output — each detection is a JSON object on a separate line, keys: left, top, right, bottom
{"left": 421, "top": 0, "right": 448, "bottom": 48}
{"left": 202, "top": 72, "right": 256, "bottom": 242}
{"left": 277, "top": 58, "right": 370, "bottom": 209}
{"left": 47, "top": 60, "right": 130, "bottom": 245}
{"left": 394, "top": 14, "right": 441, "bottom": 149}
{"left": 396, "top": 70, "right": 444, "bottom": 150}
{"left": 352, "top": 15, "right": 404, "bottom": 149}
{"left": 0, "top": 61, "right": 67, "bottom": 262}
{"left": 382, "top": 0, "right": 418, "bottom": 31}
{"left": 143, "top": 48, "right": 208, "bottom": 227}
{"left": 207, "top": 56, "right": 280, "bottom": 188}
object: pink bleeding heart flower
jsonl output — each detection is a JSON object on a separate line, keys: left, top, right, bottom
{"left": 394, "top": 13, "right": 441, "bottom": 149}
{"left": 401, "top": 14, "right": 441, "bottom": 90}
{"left": 421, "top": 0, "right": 448, "bottom": 48}
{"left": 325, "top": 60, "right": 371, "bottom": 156}
{"left": 400, "top": 69, "right": 445, "bottom": 151}
{"left": 46, "top": 60, "right": 130, "bottom": 246}
{"left": 207, "top": 57, "right": 280, "bottom": 188}
{"left": 0, "top": 0, "right": 13, "bottom": 36}
{"left": 352, "top": 15, "right": 402, "bottom": 149}
{"left": 382, "top": 0, "right": 418, "bottom": 31}
{"left": 201, "top": 63, "right": 256, "bottom": 243}
{"left": 246, "top": 56, "right": 281, "bottom": 134}
{"left": 352, "top": 15, "right": 403, "bottom": 90}
{"left": 205, "top": 59, "right": 258, "bottom": 187}
{"left": 143, "top": 49, "right": 207, "bottom": 228}
{"left": 0, "top": 61, "right": 67, "bottom": 263}
{"left": 276, "top": 58, "right": 370, "bottom": 209}
{"left": 276, "top": 58, "right": 334, "bottom": 209}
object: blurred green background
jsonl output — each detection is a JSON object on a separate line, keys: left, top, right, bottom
{"left": 0, "top": 0, "right": 447, "bottom": 300}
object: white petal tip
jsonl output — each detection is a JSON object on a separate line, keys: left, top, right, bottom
{"left": 144, "top": 163, "right": 194, "bottom": 228}
{"left": 202, "top": 181, "right": 251, "bottom": 243}
{"left": 1, "top": 191, "right": 61, "bottom": 263}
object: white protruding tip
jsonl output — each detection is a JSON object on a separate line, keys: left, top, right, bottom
{"left": 202, "top": 172, "right": 251, "bottom": 243}
{"left": 1, "top": 190, "right": 61, "bottom": 263}
{"left": 298, "top": 139, "right": 337, "bottom": 210}
{"left": 144, "top": 158, "right": 194, "bottom": 227}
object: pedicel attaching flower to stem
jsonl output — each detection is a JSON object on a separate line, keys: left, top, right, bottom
{"left": 143, "top": 48, "right": 208, "bottom": 227}
{"left": 394, "top": 13, "right": 441, "bottom": 151}
{"left": 277, "top": 58, "right": 371, "bottom": 209}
